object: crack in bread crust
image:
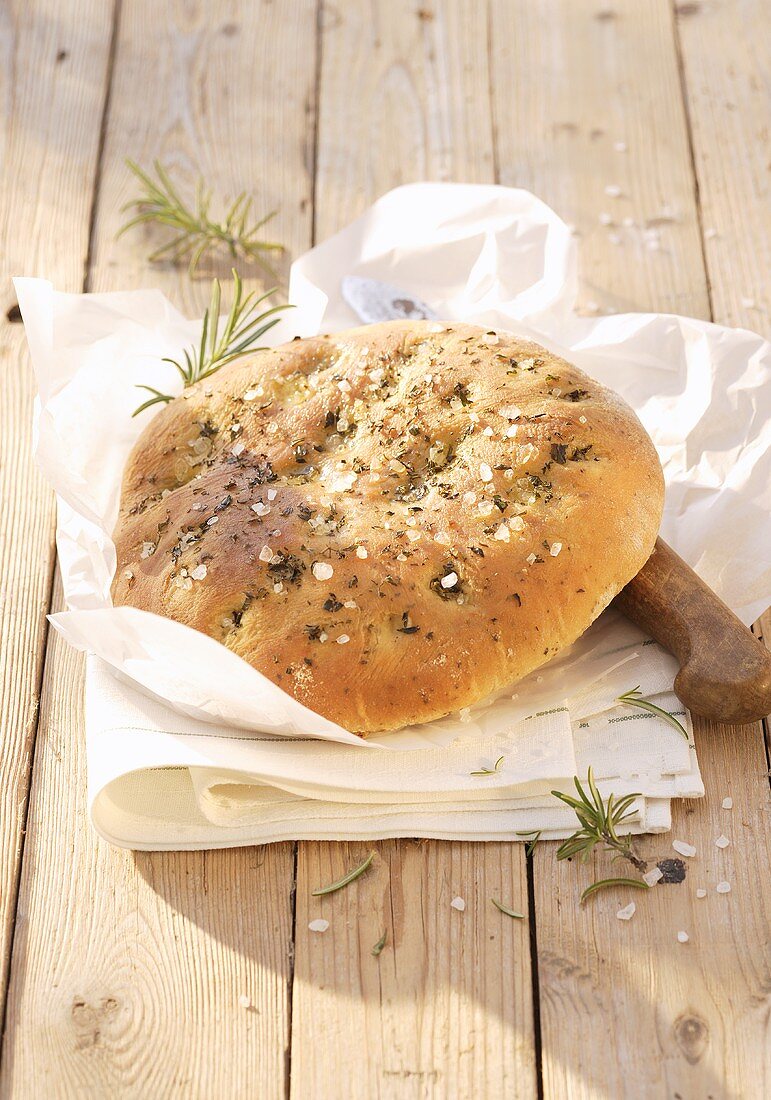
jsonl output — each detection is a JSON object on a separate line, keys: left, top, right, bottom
{"left": 112, "top": 320, "right": 664, "bottom": 735}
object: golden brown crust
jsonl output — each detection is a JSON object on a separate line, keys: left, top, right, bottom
{"left": 111, "top": 321, "right": 664, "bottom": 734}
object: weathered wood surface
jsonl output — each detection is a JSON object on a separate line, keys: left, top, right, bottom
{"left": 0, "top": 0, "right": 768, "bottom": 1097}
{"left": 0, "top": 0, "right": 115, "bottom": 1019}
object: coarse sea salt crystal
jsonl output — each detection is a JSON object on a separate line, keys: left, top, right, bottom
{"left": 406, "top": 530, "right": 421, "bottom": 542}
{"left": 190, "top": 564, "right": 207, "bottom": 581}
{"left": 441, "top": 571, "right": 458, "bottom": 589}
{"left": 643, "top": 867, "right": 663, "bottom": 887}
{"left": 259, "top": 545, "right": 273, "bottom": 563}
{"left": 482, "top": 426, "right": 494, "bottom": 437}
{"left": 312, "top": 561, "right": 334, "bottom": 581}
{"left": 243, "top": 388, "right": 262, "bottom": 401}
{"left": 509, "top": 516, "right": 525, "bottom": 532}
{"left": 479, "top": 463, "right": 493, "bottom": 482}
{"left": 356, "top": 546, "right": 368, "bottom": 559}
{"left": 267, "top": 488, "right": 277, "bottom": 501}
{"left": 677, "top": 931, "right": 689, "bottom": 944}
{"left": 343, "top": 599, "right": 357, "bottom": 609}
{"left": 672, "top": 839, "right": 696, "bottom": 858}
{"left": 526, "top": 553, "right": 538, "bottom": 565}
{"left": 716, "top": 881, "right": 731, "bottom": 894}
{"left": 696, "top": 888, "right": 707, "bottom": 899}
{"left": 722, "top": 797, "right": 733, "bottom": 810}
{"left": 505, "top": 425, "right": 518, "bottom": 438}
{"left": 549, "top": 542, "right": 562, "bottom": 557}
{"left": 206, "top": 515, "right": 219, "bottom": 526}
{"left": 252, "top": 502, "right": 271, "bottom": 516}
{"left": 450, "top": 896, "right": 466, "bottom": 911}
{"left": 481, "top": 332, "right": 499, "bottom": 345}
{"left": 273, "top": 582, "right": 283, "bottom": 594}
{"left": 308, "top": 919, "right": 329, "bottom": 933}
{"left": 494, "top": 524, "right": 510, "bottom": 542}
{"left": 715, "top": 835, "right": 730, "bottom": 849}
{"left": 337, "top": 634, "right": 350, "bottom": 645}
{"left": 463, "top": 491, "right": 477, "bottom": 506}
{"left": 231, "top": 441, "right": 245, "bottom": 456}
{"left": 616, "top": 902, "right": 636, "bottom": 920}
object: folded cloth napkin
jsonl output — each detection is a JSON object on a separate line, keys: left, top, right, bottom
{"left": 19, "top": 183, "right": 770, "bottom": 849}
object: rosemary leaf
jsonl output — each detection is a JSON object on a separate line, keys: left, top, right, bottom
{"left": 311, "top": 851, "right": 375, "bottom": 897}
{"left": 132, "top": 270, "right": 292, "bottom": 416}
{"left": 515, "top": 829, "right": 542, "bottom": 857}
{"left": 470, "top": 754, "right": 504, "bottom": 777}
{"left": 616, "top": 687, "right": 689, "bottom": 740}
{"left": 371, "top": 930, "right": 387, "bottom": 957}
{"left": 120, "top": 160, "right": 284, "bottom": 277}
{"left": 580, "top": 878, "right": 651, "bottom": 904}
{"left": 491, "top": 898, "right": 525, "bottom": 919}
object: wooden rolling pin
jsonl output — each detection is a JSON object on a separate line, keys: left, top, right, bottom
{"left": 613, "top": 538, "right": 771, "bottom": 725}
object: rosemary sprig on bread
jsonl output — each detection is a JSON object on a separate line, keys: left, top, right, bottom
{"left": 133, "top": 271, "right": 291, "bottom": 416}
{"left": 119, "top": 160, "right": 284, "bottom": 276}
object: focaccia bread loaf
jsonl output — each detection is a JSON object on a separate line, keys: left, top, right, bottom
{"left": 111, "top": 320, "right": 664, "bottom": 734}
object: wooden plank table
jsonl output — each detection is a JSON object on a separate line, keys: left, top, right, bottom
{"left": 0, "top": 2, "right": 768, "bottom": 1096}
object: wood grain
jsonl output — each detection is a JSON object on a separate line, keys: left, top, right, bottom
{"left": 1, "top": 1, "right": 317, "bottom": 1094}
{"left": 674, "top": 0, "right": 770, "bottom": 333}
{"left": 615, "top": 538, "right": 771, "bottom": 725}
{"left": 487, "top": 2, "right": 771, "bottom": 1096}
{"left": 0, "top": 0, "right": 115, "bottom": 1017}
{"left": 293, "top": 841, "right": 534, "bottom": 1100}
{"left": 290, "top": 3, "right": 536, "bottom": 1097}
{"left": 490, "top": 0, "right": 710, "bottom": 318}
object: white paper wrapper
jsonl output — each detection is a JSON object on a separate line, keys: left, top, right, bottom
{"left": 17, "top": 183, "right": 771, "bottom": 847}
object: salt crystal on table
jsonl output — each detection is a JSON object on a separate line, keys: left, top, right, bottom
{"left": 715, "top": 835, "right": 730, "bottom": 848}
{"left": 722, "top": 797, "right": 733, "bottom": 810}
{"left": 643, "top": 867, "right": 663, "bottom": 887}
{"left": 616, "top": 902, "right": 636, "bottom": 920}
{"left": 309, "top": 919, "right": 330, "bottom": 932}
{"left": 604, "top": 184, "right": 622, "bottom": 198}
{"left": 740, "top": 296, "right": 756, "bottom": 309}
{"left": 677, "top": 931, "right": 689, "bottom": 943}
{"left": 598, "top": 212, "right": 613, "bottom": 226}
{"left": 450, "top": 896, "right": 466, "bottom": 911}
{"left": 704, "top": 227, "right": 718, "bottom": 239}
{"left": 696, "top": 889, "right": 707, "bottom": 899}
{"left": 238, "top": 994, "right": 251, "bottom": 1009}
{"left": 613, "top": 141, "right": 627, "bottom": 152}
{"left": 672, "top": 839, "right": 696, "bottom": 858}
{"left": 716, "top": 881, "right": 731, "bottom": 894}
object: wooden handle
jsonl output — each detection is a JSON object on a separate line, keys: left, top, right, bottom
{"left": 613, "top": 538, "right": 771, "bottom": 725}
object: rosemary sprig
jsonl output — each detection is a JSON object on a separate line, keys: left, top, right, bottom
{"left": 371, "top": 930, "right": 387, "bottom": 956}
{"left": 580, "top": 878, "right": 651, "bottom": 904}
{"left": 470, "top": 755, "right": 504, "bottom": 777}
{"left": 491, "top": 898, "right": 525, "bottom": 919}
{"left": 551, "top": 768, "right": 647, "bottom": 872}
{"left": 311, "top": 852, "right": 375, "bottom": 897}
{"left": 616, "top": 687, "right": 689, "bottom": 741}
{"left": 133, "top": 270, "right": 291, "bottom": 416}
{"left": 515, "top": 829, "right": 542, "bottom": 857}
{"left": 119, "top": 160, "right": 284, "bottom": 276}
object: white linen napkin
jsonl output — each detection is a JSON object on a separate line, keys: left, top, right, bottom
{"left": 18, "top": 183, "right": 770, "bottom": 849}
